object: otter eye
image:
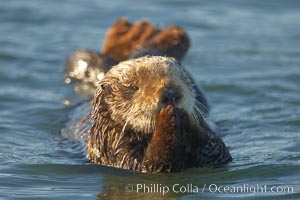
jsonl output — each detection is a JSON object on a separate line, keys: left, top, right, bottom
{"left": 100, "top": 84, "right": 106, "bottom": 90}
{"left": 100, "top": 83, "right": 112, "bottom": 94}
{"left": 129, "top": 85, "right": 139, "bottom": 92}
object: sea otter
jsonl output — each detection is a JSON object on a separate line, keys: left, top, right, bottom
{"left": 85, "top": 56, "right": 232, "bottom": 173}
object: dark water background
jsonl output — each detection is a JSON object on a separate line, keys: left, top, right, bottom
{"left": 1, "top": 0, "right": 300, "bottom": 199}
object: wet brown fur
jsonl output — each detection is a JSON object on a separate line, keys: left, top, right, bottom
{"left": 87, "top": 56, "right": 232, "bottom": 173}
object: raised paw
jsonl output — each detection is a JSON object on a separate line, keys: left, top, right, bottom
{"left": 156, "top": 105, "right": 175, "bottom": 132}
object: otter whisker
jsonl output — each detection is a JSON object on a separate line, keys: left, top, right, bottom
{"left": 192, "top": 105, "right": 205, "bottom": 126}
{"left": 195, "top": 101, "right": 208, "bottom": 117}
{"left": 112, "top": 116, "right": 132, "bottom": 152}
{"left": 121, "top": 116, "right": 131, "bottom": 135}
{"left": 191, "top": 110, "right": 200, "bottom": 126}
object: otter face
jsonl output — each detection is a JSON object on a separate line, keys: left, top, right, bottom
{"left": 96, "top": 56, "right": 204, "bottom": 133}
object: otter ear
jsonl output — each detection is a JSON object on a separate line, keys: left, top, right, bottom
{"left": 100, "top": 83, "right": 112, "bottom": 94}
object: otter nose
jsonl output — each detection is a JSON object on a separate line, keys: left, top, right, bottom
{"left": 162, "top": 88, "right": 182, "bottom": 106}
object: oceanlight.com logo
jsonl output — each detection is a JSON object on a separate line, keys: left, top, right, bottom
{"left": 124, "top": 183, "right": 294, "bottom": 196}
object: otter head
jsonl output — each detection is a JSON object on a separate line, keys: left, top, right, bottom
{"left": 92, "top": 56, "right": 207, "bottom": 134}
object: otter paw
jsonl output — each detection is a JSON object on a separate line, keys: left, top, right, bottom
{"left": 157, "top": 105, "right": 176, "bottom": 131}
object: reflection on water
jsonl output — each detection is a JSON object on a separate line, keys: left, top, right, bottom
{"left": 0, "top": 0, "right": 300, "bottom": 199}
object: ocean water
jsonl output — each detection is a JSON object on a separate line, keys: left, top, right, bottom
{"left": 0, "top": 0, "right": 300, "bottom": 199}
